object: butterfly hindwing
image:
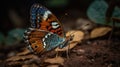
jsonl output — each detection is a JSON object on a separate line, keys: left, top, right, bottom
{"left": 42, "top": 32, "right": 65, "bottom": 51}
{"left": 24, "top": 28, "right": 65, "bottom": 54}
{"left": 30, "top": 4, "right": 65, "bottom": 37}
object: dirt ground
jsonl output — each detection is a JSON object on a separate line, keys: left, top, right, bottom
{"left": 0, "top": 32, "right": 120, "bottom": 67}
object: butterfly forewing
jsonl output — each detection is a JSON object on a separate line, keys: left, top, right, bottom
{"left": 30, "top": 4, "right": 65, "bottom": 37}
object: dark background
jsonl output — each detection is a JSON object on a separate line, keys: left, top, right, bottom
{"left": 0, "top": 0, "right": 120, "bottom": 34}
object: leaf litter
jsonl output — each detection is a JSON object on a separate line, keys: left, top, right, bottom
{"left": 1, "top": 24, "right": 120, "bottom": 67}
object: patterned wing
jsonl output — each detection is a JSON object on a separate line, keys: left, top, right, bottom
{"left": 30, "top": 4, "right": 65, "bottom": 37}
{"left": 24, "top": 28, "right": 65, "bottom": 54}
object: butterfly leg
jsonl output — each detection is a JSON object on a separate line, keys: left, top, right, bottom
{"left": 58, "top": 42, "right": 70, "bottom": 59}
{"left": 66, "top": 46, "right": 70, "bottom": 59}
{"left": 64, "top": 35, "right": 74, "bottom": 59}
{"left": 55, "top": 51, "right": 59, "bottom": 58}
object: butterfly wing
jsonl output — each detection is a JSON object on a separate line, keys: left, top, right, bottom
{"left": 24, "top": 28, "right": 65, "bottom": 54}
{"left": 24, "top": 4, "right": 67, "bottom": 54}
{"left": 30, "top": 4, "right": 65, "bottom": 37}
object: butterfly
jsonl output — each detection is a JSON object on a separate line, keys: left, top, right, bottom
{"left": 23, "top": 4, "right": 72, "bottom": 54}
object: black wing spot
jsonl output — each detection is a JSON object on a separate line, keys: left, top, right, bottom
{"left": 35, "top": 45, "right": 38, "bottom": 48}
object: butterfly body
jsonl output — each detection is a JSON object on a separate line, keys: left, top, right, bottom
{"left": 24, "top": 4, "right": 69, "bottom": 54}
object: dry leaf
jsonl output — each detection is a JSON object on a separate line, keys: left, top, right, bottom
{"left": 6, "top": 54, "right": 41, "bottom": 66}
{"left": 22, "top": 64, "right": 38, "bottom": 67}
{"left": 17, "top": 48, "right": 31, "bottom": 56}
{"left": 6, "top": 54, "right": 39, "bottom": 62}
{"left": 55, "top": 30, "right": 84, "bottom": 51}
{"left": 47, "top": 65, "right": 59, "bottom": 67}
{"left": 90, "top": 27, "right": 112, "bottom": 38}
{"left": 44, "top": 57, "right": 64, "bottom": 65}
{"left": 6, "top": 61, "right": 22, "bottom": 65}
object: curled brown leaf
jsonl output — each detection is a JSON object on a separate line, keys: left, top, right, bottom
{"left": 55, "top": 30, "right": 84, "bottom": 51}
{"left": 90, "top": 27, "right": 112, "bottom": 38}
{"left": 44, "top": 57, "right": 64, "bottom": 65}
